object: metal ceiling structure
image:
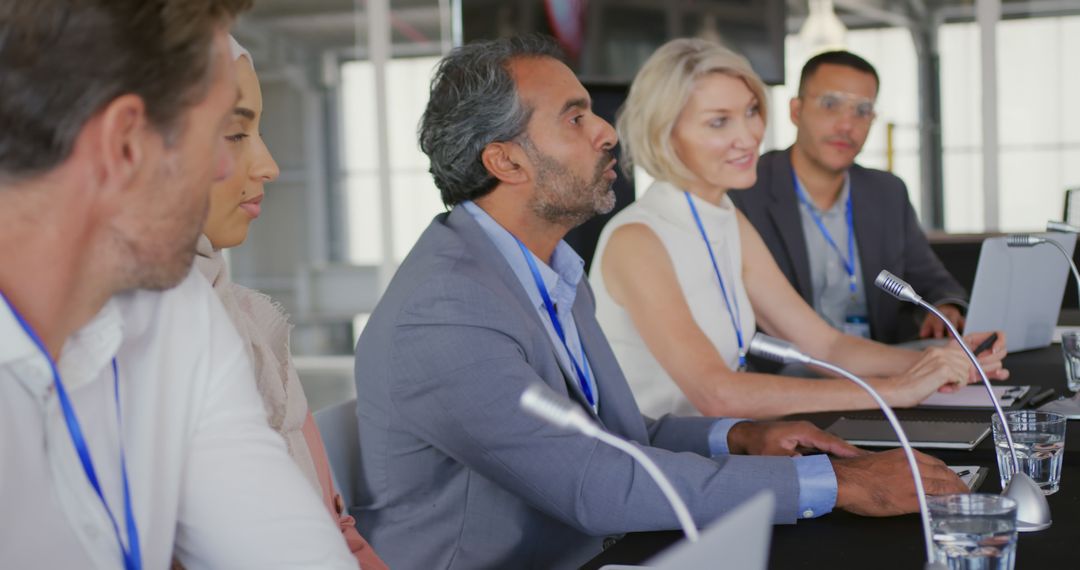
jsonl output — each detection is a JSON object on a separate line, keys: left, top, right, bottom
{"left": 236, "top": 0, "right": 1080, "bottom": 54}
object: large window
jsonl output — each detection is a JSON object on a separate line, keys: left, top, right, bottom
{"left": 342, "top": 14, "right": 1080, "bottom": 274}
{"left": 766, "top": 15, "right": 1080, "bottom": 233}
{"left": 940, "top": 16, "right": 1080, "bottom": 233}
{"left": 341, "top": 56, "right": 445, "bottom": 265}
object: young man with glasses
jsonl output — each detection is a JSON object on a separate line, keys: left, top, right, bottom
{"left": 732, "top": 51, "right": 966, "bottom": 344}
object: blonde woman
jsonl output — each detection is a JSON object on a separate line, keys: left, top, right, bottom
{"left": 193, "top": 37, "right": 387, "bottom": 569}
{"left": 591, "top": 38, "right": 1007, "bottom": 419}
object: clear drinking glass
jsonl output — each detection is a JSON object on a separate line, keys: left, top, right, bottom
{"left": 1061, "top": 330, "right": 1080, "bottom": 392}
{"left": 992, "top": 410, "right": 1067, "bottom": 495}
{"left": 929, "top": 494, "right": 1017, "bottom": 570}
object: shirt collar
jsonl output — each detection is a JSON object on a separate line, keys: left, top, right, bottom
{"left": 57, "top": 301, "right": 124, "bottom": 389}
{"left": 0, "top": 294, "right": 124, "bottom": 391}
{"left": 461, "top": 200, "right": 585, "bottom": 311}
{"left": 641, "top": 180, "right": 738, "bottom": 230}
{"left": 0, "top": 296, "right": 39, "bottom": 368}
{"left": 796, "top": 173, "right": 851, "bottom": 217}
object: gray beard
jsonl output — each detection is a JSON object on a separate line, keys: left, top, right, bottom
{"left": 524, "top": 141, "right": 616, "bottom": 229}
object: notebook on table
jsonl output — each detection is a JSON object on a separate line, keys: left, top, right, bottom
{"left": 826, "top": 417, "right": 991, "bottom": 450}
{"left": 917, "top": 385, "right": 1033, "bottom": 410}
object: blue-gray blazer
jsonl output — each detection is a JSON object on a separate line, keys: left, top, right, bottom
{"left": 352, "top": 206, "right": 801, "bottom": 569}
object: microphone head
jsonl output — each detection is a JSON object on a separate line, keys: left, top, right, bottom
{"left": 747, "top": 334, "right": 810, "bottom": 365}
{"left": 520, "top": 384, "right": 592, "bottom": 432}
{"left": 1047, "top": 220, "right": 1080, "bottom": 234}
{"left": 1006, "top": 233, "right": 1045, "bottom": 248}
{"left": 874, "top": 270, "right": 921, "bottom": 304}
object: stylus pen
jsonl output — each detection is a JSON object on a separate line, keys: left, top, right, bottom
{"left": 973, "top": 332, "right": 999, "bottom": 356}
{"left": 1028, "top": 388, "right": 1056, "bottom": 407}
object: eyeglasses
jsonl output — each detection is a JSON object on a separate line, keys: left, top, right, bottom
{"left": 806, "top": 91, "right": 876, "bottom": 121}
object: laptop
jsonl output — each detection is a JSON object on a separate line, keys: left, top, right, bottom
{"left": 599, "top": 491, "right": 774, "bottom": 570}
{"left": 963, "top": 232, "right": 1076, "bottom": 352}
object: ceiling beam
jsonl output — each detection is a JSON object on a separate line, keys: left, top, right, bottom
{"left": 251, "top": 6, "right": 441, "bottom": 39}
{"left": 834, "top": 0, "right": 912, "bottom": 28}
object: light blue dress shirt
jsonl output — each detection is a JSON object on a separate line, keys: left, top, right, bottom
{"left": 795, "top": 175, "right": 870, "bottom": 337}
{"left": 462, "top": 201, "right": 836, "bottom": 518}
{"left": 463, "top": 201, "right": 600, "bottom": 410}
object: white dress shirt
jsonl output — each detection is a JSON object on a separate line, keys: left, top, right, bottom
{"left": 0, "top": 269, "right": 355, "bottom": 569}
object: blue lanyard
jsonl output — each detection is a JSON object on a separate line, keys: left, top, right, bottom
{"left": 513, "top": 239, "right": 596, "bottom": 408}
{"left": 683, "top": 192, "right": 746, "bottom": 370}
{"left": 2, "top": 293, "right": 142, "bottom": 570}
{"left": 791, "top": 171, "right": 857, "bottom": 293}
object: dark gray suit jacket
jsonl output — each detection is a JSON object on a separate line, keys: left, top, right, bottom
{"left": 731, "top": 148, "right": 966, "bottom": 343}
{"left": 352, "top": 206, "right": 802, "bottom": 569}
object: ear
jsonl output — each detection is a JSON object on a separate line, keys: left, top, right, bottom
{"left": 93, "top": 94, "right": 154, "bottom": 194}
{"left": 789, "top": 96, "right": 802, "bottom": 126}
{"left": 480, "top": 141, "right": 530, "bottom": 186}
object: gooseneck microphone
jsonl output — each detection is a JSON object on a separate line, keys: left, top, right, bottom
{"left": 1007, "top": 229, "right": 1080, "bottom": 418}
{"left": 875, "top": 270, "right": 1052, "bottom": 531}
{"left": 1046, "top": 220, "right": 1080, "bottom": 234}
{"left": 519, "top": 384, "right": 700, "bottom": 542}
{"left": 1006, "top": 233, "right": 1080, "bottom": 299}
{"left": 749, "top": 334, "right": 944, "bottom": 570}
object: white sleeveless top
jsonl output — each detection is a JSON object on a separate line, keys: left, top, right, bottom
{"left": 592, "top": 181, "right": 756, "bottom": 418}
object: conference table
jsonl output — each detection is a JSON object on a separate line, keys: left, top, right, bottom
{"left": 582, "top": 345, "right": 1080, "bottom": 569}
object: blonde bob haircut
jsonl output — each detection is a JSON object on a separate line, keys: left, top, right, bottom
{"left": 617, "top": 38, "right": 768, "bottom": 187}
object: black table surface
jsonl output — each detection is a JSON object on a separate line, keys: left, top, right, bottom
{"left": 582, "top": 346, "right": 1080, "bottom": 569}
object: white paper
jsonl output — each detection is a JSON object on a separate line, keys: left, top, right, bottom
{"left": 918, "top": 385, "right": 1030, "bottom": 408}
{"left": 948, "top": 465, "right": 984, "bottom": 490}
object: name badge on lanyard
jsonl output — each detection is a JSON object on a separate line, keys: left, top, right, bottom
{"left": 843, "top": 312, "right": 871, "bottom": 339}
{"left": 792, "top": 171, "right": 868, "bottom": 338}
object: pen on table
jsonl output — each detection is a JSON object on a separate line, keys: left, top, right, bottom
{"left": 1028, "top": 388, "right": 1057, "bottom": 407}
{"left": 972, "top": 332, "right": 999, "bottom": 357}
{"left": 955, "top": 470, "right": 971, "bottom": 477}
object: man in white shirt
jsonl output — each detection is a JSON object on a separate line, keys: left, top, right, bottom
{"left": 0, "top": 1, "right": 355, "bottom": 568}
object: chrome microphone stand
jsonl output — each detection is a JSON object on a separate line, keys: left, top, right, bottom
{"left": 748, "top": 333, "right": 946, "bottom": 569}
{"left": 875, "top": 270, "right": 1052, "bottom": 531}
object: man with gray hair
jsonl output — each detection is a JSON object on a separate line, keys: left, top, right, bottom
{"left": 0, "top": 2, "right": 355, "bottom": 567}
{"left": 353, "top": 34, "right": 965, "bottom": 569}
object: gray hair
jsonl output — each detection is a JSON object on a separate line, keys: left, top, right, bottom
{"left": 418, "top": 34, "right": 564, "bottom": 206}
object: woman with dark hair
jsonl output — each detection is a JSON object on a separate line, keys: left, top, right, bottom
{"left": 193, "top": 37, "right": 387, "bottom": 569}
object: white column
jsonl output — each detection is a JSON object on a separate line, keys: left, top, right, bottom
{"left": 364, "top": 0, "right": 396, "bottom": 291}
{"left": 303, "top": 88, "right": 329, "bottom": 265}
{"left": 977, "top": 0, "right": 1000, "bottom": 231}
{"left": 448, "top": 0, "right": 463, "bottom": 49}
